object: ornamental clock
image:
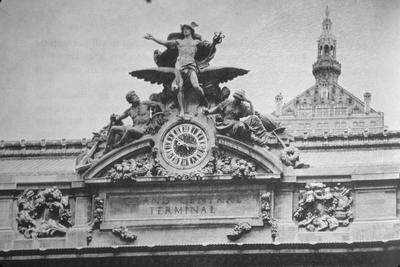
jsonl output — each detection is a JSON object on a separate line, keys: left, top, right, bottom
{"left": 161, "top": 123, "right": 209, "bottom": 170}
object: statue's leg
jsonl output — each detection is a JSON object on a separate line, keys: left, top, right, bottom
{"left": 175, "top": 69, "right": 185, "bottom": 116}
{"left": 117, "top": 127, "right": 144, "bottom": 147}
{"left": 104, "top": 126, "right": 125, "bottom": 153}
{"left": 244, "top": 115, "right": 270, "bottom": 148}
{"left": 259, "top": 113, "right": 285, "bottom": 134}
{"left": 189, "top": 71, "right": 208, "bottom": 107}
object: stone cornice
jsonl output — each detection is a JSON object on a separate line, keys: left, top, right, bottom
{"left": 292, "top": 130, "right": 400, "bottom": 149}
{"left": 1, "top": 131, "right": 400, "bottom": 158}
{"left": 0, "top": 138, "right": 87, "bottom": 158}
{"left": 1, "top": 239, "right": 400, "bottom": 263}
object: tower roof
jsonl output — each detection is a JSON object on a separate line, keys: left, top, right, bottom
{"left": 320, "top": 6, "right": 334, "bottom": 38}
{"left": 313, "top": 6, "right": 341, "bottom": 83}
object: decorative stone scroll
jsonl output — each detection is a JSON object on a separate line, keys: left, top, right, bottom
{"left": 226, "top": 222, "right": 252, "bottom": 241}
{"left": 294, "top": 183, "right": 353, "bottom": 231}
{"left": 261, "top": 192, "right": 278, "bottom": 241}
{"left": 16, "top": 187, "right": 72, "bottom": 239}
{"left": 112, "top": 226, "right": 137, "bottom": 243}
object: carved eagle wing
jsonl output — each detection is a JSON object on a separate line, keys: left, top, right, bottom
{"left": 198, "top": 67, "right": 249, "bottom": 84}
{"left": 129, "top": 67, "right": 175, "bottom": 85}
{"left": 129, "top": 67, "right": 249, "bottom": 85}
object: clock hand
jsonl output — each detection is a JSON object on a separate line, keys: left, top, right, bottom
{"left": 183, "top": 143, "right": 199, "bottom": 148}
{"left": 178, "top": 137, "right": 199, "bottom": 150}
{"left": 177, "top": 137, "right": 190, "bottom": 149}
{"left": 176, "top": 139, "right": 185, "bottom": 147}
{"left": 175, "top": 139, "right": 191, "bottom": 152}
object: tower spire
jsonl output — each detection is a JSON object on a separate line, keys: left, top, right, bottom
{"left": 312, "top": 7, "right": 341, "bottom": 85}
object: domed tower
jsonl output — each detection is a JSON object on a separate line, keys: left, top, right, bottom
{"left": 312, "top": 6, "right": 341, "bottom": 87}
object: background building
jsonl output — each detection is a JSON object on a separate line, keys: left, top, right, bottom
{"left": 274, "top": 7, "right": 385, "bottom": 136}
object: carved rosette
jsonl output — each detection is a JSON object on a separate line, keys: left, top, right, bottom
{"left": 294, "top": 183, "right": 353, "bottom": 231}
{"left": 16, "top": 187, "right": 72, "bottom": 239}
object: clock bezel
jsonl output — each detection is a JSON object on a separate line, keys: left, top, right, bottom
{"left": 155, "top": 117, "right": 215, "bottom": 173}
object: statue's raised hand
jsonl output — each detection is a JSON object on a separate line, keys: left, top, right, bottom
{"left": 144, "top": 33, "right": 153, "bottom": 40}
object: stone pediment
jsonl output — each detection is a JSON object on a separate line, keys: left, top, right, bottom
{"left": 277, "top": 84, "right": 376, "bottom": 117}
{"left": 81, "top": 118, "right": 284, "bottom": 182}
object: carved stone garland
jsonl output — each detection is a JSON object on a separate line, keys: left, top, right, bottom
{"left": 293, "top": 183, "right": 353, "bottom": 231}
{"left": 104, "top": 149, "right": 259, "bottom": 183}
{"left": 87, "top": 196, "right": 104, "bottom": 245}
{"left": 112, "top": 226, "right": 137, "bottom": 243}
{"left": 226, "top": 222, "right": 252, "bottom": 241}
{"left": 16, "top": 187, "right": 72, "bottom": 239}
{"left": 261, "top": 192, "right": 277, "bottom": 241}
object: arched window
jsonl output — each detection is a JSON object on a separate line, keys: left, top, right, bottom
{"left": 324, "top": 45, "right": 330, "bottom": 55}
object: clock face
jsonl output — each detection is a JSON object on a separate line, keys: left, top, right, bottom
{"left": 162, "top": 123, "right": 208, "bottom": 169}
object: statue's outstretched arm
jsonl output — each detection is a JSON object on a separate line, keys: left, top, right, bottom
{"left": 144, "top": 33, "right": 176, "bottom": 48}
{"left": 114, "top": 109, "right": 130, "bottom": 122}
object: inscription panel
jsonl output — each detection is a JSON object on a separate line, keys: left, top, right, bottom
{"left": 105, "top": 190, "right": 260, "bottom": 225}
{"left": 357, "top": 190, "right": 396, "bottom": 219}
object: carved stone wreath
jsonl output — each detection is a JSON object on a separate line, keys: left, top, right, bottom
{"left": 293, "top": 183, "right": 353, "bottom": 231}
{"left": 16, "top": 187, "right": 72, "bottom": 239}
{"left": 280, "top": 145, "right": 300, "bottom": 167}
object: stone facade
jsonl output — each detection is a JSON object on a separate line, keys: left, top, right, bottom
{"left": 0, "top": 10, "right": 400, "bottom": 267}
{"left": 0, "top": 132, "right": 400, "bottom": 266}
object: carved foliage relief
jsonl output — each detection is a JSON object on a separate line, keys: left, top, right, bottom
{"left": 16, "top": 187, "right": 72, "bottom": 238}
{"left": 294, "top": 183, "right": 353, "bottom": 231}
{"left": 112, "top": 226, "right": 137, "bottom": 243}
{"left": 261, "top": 192, "right": 277, "bottom": 240}
{"left": 104, "top": 148, "right": 263, "bottom": 182}
{"left": 226, "top": 222, "right": 252, "bottom": 241}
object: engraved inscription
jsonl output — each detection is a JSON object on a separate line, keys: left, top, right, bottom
{"left": 107, "top": 192, "right": 258, "bottom": 220}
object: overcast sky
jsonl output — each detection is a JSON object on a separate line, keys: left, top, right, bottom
{"left": 0, "top": 0, "right": 399, "bottom": 140}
